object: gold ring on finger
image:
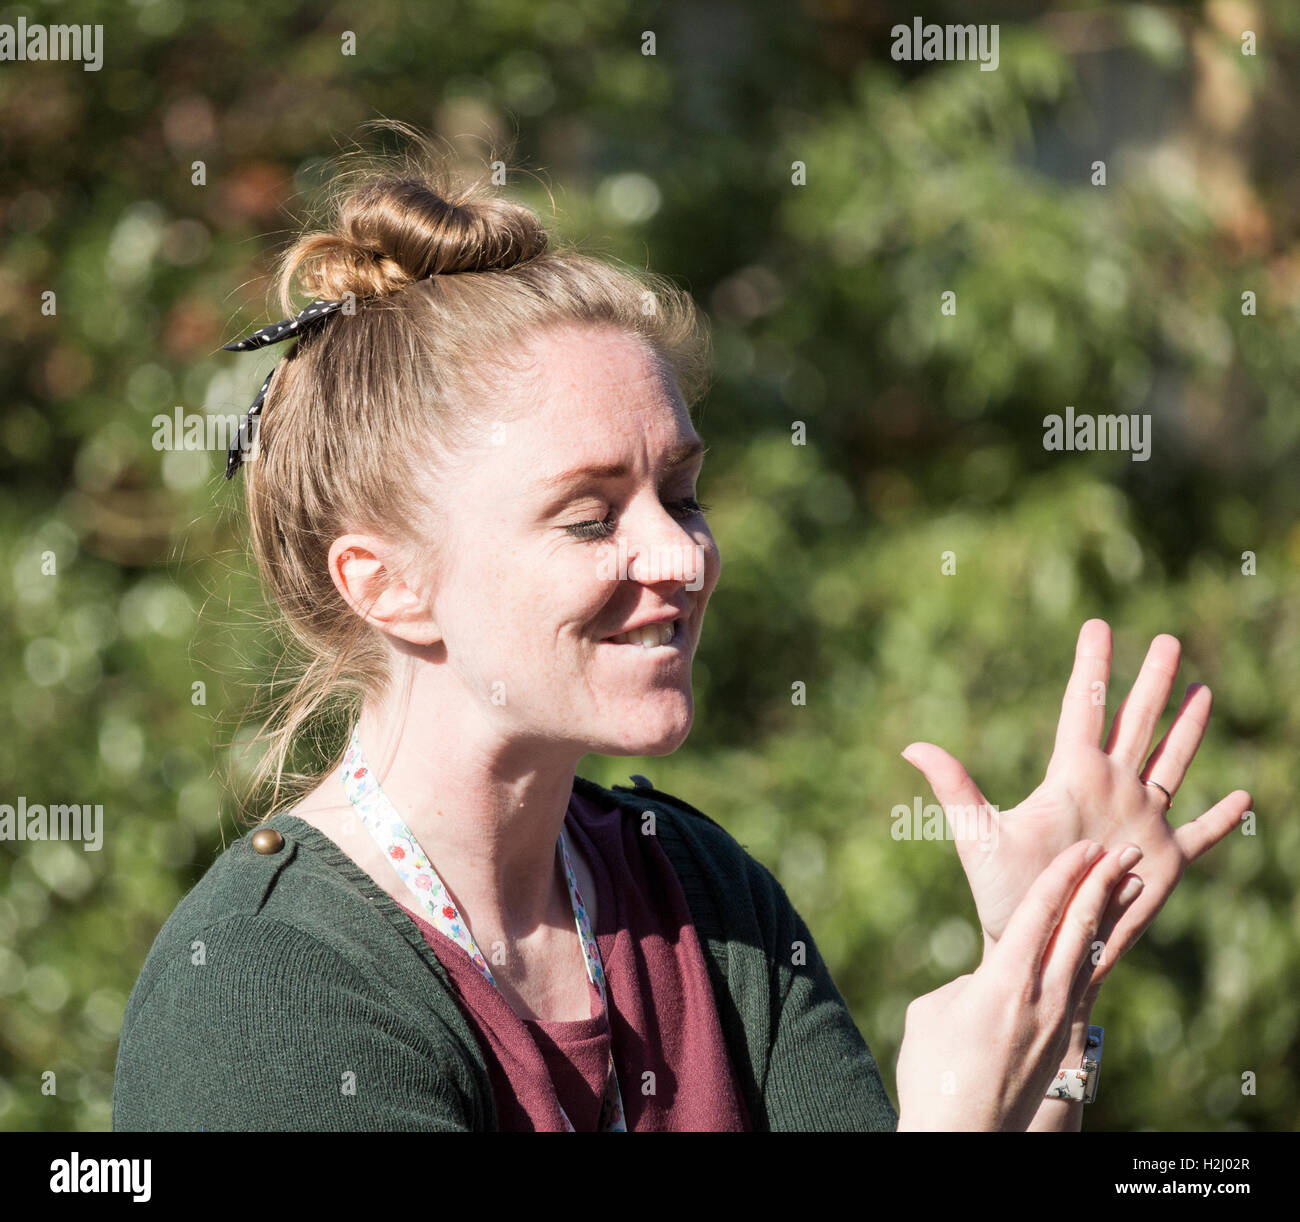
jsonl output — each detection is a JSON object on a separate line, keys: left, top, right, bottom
{"left": 1143, "top": 779, "right": 1173, "bottom": 810}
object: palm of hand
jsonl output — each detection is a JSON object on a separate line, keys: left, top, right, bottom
{"left": 903, "top": 620, "right": 1250, "bottom": 988}
{"left": 965, "top": 756, "right": 1186, "bottom": 972}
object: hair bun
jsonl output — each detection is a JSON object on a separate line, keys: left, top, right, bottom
{"left": 281, "top": 176, "right": 549, "bottom": 305}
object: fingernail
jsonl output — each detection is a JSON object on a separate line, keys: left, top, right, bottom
{"left": 1084, "top": 841, "right": 1104, "bottom": 863}
{"left": 1118, "top": 845, "right": 1143, "bottom": 871}
{"left": 1116, "top": 876, "right": 1144, "bottom": 905}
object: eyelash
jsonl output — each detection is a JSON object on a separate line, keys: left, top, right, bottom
{"left": 565, "top": 497, "right": 711, "bottom": 541}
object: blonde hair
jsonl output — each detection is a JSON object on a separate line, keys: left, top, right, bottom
{"left": 233, "top": 129, "right": 711, "bottom": 820}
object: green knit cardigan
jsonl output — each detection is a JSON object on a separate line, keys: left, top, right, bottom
{"left": 111, "top": 775, "right": 899, "bottom": 1131}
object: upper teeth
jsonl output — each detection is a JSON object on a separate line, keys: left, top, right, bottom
{"left": 610, "top": 621, "right": 676, "bottom": 647}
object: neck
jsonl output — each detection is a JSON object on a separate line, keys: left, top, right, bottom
{"left": 351, "top": 666, "right": 585, "bottom": 943}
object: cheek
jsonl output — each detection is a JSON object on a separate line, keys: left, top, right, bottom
{"left": 563, "top": 543, "right": 626, "bottom": 619}
{"left": 433, "top": 549, "right": 529, "bottom": 664}
{"left": 696, "top": 533, "right": 722, "bottom": 600}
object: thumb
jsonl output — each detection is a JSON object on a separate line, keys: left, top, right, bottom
{"left": 900, "top": 742, "right": 996, "bottom": 854}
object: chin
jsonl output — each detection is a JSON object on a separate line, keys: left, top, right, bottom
{"left": 596, "top": 695, "right": 695, "bottom": 757}
{"left": 637, "top": 722, "right": 693, "bottom": 757}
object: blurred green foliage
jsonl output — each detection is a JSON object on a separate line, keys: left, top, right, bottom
{"left": 1, "top": 0, "right": 1296, "bottom": 1131}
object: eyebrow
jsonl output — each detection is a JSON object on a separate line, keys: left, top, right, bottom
{"left": 538, "top": 438, "right": 708, "bottom": 492}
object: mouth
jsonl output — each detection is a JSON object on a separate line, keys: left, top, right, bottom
{"left": 602, "top": 618, "right": 682, "bottom": 649}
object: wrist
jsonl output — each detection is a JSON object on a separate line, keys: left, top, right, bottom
{"left": 1025, "top": 998, "right": 1102, "bottom": 1132}
{"left": 1059, "top": 1013, "right": 1093, "bottom": 1067}
{"left": 1059, "top": 985, "right": 1100, "bottom": 1062}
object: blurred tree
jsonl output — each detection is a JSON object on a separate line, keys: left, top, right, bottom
{"left": 0, "top": 0, "right": 1295, "bottom": 1131}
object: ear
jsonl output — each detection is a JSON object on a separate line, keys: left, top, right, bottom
{"left": 327, "top": 534, "right": 440, "bottom": 647}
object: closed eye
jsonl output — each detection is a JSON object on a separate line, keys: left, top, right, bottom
{"left": 564, "top": 497, "right": 710, "bottom": 541}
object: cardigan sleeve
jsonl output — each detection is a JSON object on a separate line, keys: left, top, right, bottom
{"left": 112, "top": 914, "right": 479, "bottom": 1132}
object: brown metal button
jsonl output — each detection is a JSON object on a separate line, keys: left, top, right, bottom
{"left": 250, "top": 828, "right": 285, "bottom": 855}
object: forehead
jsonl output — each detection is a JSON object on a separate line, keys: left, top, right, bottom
{"left": 508, "top": 324, "right": 696, "bottom": 447}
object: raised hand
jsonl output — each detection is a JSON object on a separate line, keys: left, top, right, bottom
{"left": 901, "top": 618, "right": 1251, "bottom": 988}
{"left": 896, "top": 837, "right": 1144, "bottom": 1131}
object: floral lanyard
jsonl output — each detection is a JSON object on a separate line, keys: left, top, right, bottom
{"left": 339, "top": 727, "right": 628, "bottom": 1132}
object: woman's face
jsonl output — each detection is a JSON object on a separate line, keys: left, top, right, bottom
{"left": 424, "top": 323, "right": 720, "bottom": 758}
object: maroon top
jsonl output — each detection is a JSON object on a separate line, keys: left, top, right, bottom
{"left": 396, "top": 786, "right": 751, "bottom": 1131}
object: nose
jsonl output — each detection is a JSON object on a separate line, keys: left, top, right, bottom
{"left": 622, "top": 500, "right": 710, "bottom": 593}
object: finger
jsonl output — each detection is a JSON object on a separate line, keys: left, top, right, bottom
{"left": 900, "top": 742, "right": 996, "bottom": 856}
{"left": 1070, "top": 859, "right": 1151, "bottom": 994}
{"left": 1040, "top": 843, "right": 1145, "bottom": 1001}
{"left": 1051, "top": 619, "right": 1112, "bottom": 758}
{"left": 1141, "top": 683, "right": 1212, "bottom": 797}
{"left": 1104, "top": 634, "right": 1181, "bottom": 767}
{"left": 1173, "top": 789, "right": 1252, "bottom": 861}
{"left": 990, "top": 839, "right": 1107, "bottom": 977}
{"left": 1082, "top": 790, "right": 1251, "bottom": 993}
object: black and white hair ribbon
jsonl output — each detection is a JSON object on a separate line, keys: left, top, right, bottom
{"left": 221, "top": 298, "right": 346, "bottom": 479}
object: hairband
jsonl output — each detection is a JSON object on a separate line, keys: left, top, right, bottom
{"left": 221, "top": 298, "right": 347, "bottom": 478}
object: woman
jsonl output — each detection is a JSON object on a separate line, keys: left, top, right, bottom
{"left": 111, "top": 138, "right": 1250, "bottom": 1131}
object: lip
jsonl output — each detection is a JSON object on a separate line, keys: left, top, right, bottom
{"left": 600, "top": 610, "right": 687, "bottom": 641}
{"left": 600, "top": 618, "right": 686, "bottom": 653}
